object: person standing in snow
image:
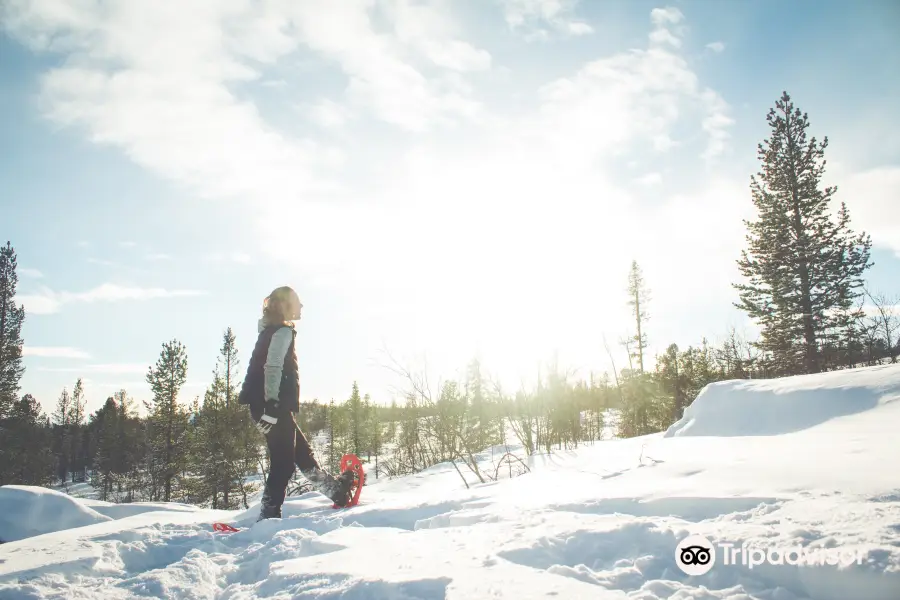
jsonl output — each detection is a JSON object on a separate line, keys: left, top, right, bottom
{"left": 238, "top": 285, "right": 355, "bottom": 520}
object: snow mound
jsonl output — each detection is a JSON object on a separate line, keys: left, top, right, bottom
{"left": 81, "top": 499, "right": 206, "bottom": 520}
{"left": 0, "top": 485, "right": 112, "bottom": 543}
{"left": 665, "top": 364, "right": 900, "bottom": 437}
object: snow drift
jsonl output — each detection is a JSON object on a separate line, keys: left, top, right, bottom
{"left": 0, "top": 485, "right": 112, "bottom": 543}
{"left": 665, "top": 363, "right": 900, "bottom": 437}
{"left": 1, "top": 364, "right": 899, "bottom": 600}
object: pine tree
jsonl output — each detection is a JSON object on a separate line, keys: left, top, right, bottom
{"left": 68, "top": 378, "right": 86, "bottom": 482}
{"left": 112, "top": 389, "right": 143, "bottom": 502}
{"left": 348, "top": 382, "right": 362, "bottom": 457}
{"left": 626, "top": 260, "right": 650, "bottom": 374}
{"left": 0, "top": 241, "right": 26, "bottom": 419}
{"left": 215, "top": 327, "right": 254, "bottom": 507}
{"left": 90, "top": 397, "right": 120, "bottom": 500}
{"left": 52, "top": 387, "right": 72, "bottom": 484}
{"left": 369, "top": 398, "right": 383, "bottom": 478}
{"left": 465, "top": 358, "right": 487, "bottom": 450}
{"left": 145, "top": 339, "right": 189, "bottom": 502}
{"left": 326, "top": 399, "right": 338, "bottom": 471}
{"left": 0, "top": 394, "right": 54, "bottom": 486}
{"left": 655, "top": 344, "right": 688, "bottom": 423}
{"left": 735, "top": 92, "right": 872, "bottom": 375}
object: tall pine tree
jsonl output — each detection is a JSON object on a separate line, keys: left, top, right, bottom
{"left": 0, "top": 241, "right": 26, "bottom": 419}
{"left": 735, "top": 92, "right": 872, "bottom": 375}
{"left": 626, "top": 260, "right": 650, "bottom": 374}
{"left": 145, "top": 339, "right": 189, "bottom": 502}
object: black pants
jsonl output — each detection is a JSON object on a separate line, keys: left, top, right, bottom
{"left": 251, "top": 405, "right": 320, "bottom": 507}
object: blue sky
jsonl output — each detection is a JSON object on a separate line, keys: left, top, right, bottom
{"left": 3, "top": 0, "right": 899, "bottom": 415}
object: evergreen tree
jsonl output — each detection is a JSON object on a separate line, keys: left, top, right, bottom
{"left": 465, "top": 358, "right": 488, "bottom": 450}
{"left": 90, "top": 397, "right": 120, "bottom": 500}
{"left": 52, "top": 387, "right": 72, "bottom": 483}
{"left": 348, "top": 381, "right": 362, "bottom": 457}
{"left": 112, "top": 389, "right": 144, "bottom": 502}
{"left": 0, "top": 241, "right": 26, "bottom": 419}
{"left": 145, "top": 339, "right": 189, "bottom": 502}
{"left": 735, "top": 92, "right": 872, "bottom": 375}
{"left": 368, "top": 397, "right": 383, "bottom": 478}
{"left": 386, "top": 399, "right": 398, "bottom": 443}
{"left": 68, "top": 378, "right": 86, "bottom": 482}
{"left": 655, "top": 344, "right": 688, "bottom": 423}
{"left": 215, "top": 327, "right": 256, "bottom": 507}
{"left": 0, "top": 394, "right": 54, "bottom": 485}
{"left": 626, "top": 260, "right": 650, "bottom": 374}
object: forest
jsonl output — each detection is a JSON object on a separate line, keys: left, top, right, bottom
{"left": 1, "top": 92, "right": 897, "bottom": 509}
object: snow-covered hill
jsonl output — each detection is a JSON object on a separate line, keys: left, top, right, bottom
{"left": 2, "top": 364, "right": 900, "bottom": 599}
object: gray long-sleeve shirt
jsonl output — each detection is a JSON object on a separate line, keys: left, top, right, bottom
{"left": 263, "top": 327, "right": 294, "bottom": 402}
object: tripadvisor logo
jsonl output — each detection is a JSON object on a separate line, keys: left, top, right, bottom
{"left": 676, "top": 534, "right": 716, "bottom": 575}
{"left": 675, "top": 534, "right": 865, "bottom": 575}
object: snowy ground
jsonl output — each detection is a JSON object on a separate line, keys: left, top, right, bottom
{"left": 2, "top": 365, "right": 900, "bottom": 599}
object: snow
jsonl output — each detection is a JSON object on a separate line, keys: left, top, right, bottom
{"left": 2, "top": 364, "right": 900, "bottom": 600}
{"left": 0, "top": 485, "right": 112, "bottom": 543}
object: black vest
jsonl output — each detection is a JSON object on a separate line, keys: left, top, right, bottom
{"left": 238, "top": 325, "right": 299, "bottom": 413}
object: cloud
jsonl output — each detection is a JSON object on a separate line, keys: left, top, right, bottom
{"left": 497, "top": 0, "right": 593, "bottom": 40}
{"left": 706, "top": 41, "right": 725, "bottom": 53}
{"left": 205, "top": 252, "right": 252, "bottom": 265}
{"left": 523, "top": 11, "right": 732, "bottom": 168}
{"left": 22, "top": 346, "right": 91, "bottom": 359}
{"left": 303, "top": 99, "right": 354, "bottom": 130}
{"left": 145, "top": 252, "right": 172, "bottom": 261}
{"left": 833, "top": 166, "right": 900, "bottom": 258}
{"left": 16, "top": 283, "right": 206, "bottom": 315}
{"left": 19, "top": 268, "right": 43, "bottom": 278}
{"left": 87, "top": 258, "right": 118, "bottom": 267}
{"left": 635, "top": 172, "right": 663, "bottom": 187}
{"left": 119, "top": 241, "right": 138, "bottom": 249}
{"left": 649, "top": 7, "right": 685, "bottom": 48}
{"left": 0, "top": 0, "right": 493, "bottom": 217}
{"left": 36, "top": 363, "right": 147, "bottom": 374}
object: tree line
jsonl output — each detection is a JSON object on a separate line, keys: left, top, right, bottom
{"left": 1, "top": 91, "right": 898, "bottom": 500}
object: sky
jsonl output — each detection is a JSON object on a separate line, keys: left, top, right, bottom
{"left": 2, "top": 0, "right": 899, "bottom": 416}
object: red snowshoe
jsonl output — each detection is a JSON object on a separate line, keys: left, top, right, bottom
{"left": 332, "top": 453, "right": 365, "bottom": 508}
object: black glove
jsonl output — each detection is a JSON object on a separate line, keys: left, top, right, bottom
{"left": 254, "top": 398, "right": 280, "bottom": 436}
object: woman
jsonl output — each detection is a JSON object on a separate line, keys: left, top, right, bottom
{"left": 238, "top": 285, "right": 355, "bottom": 520}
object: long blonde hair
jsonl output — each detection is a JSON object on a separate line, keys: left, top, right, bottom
{"left": 261, "top": 286, "right": 302, "bottom": 327}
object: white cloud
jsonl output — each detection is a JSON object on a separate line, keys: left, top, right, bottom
{"left": 0, "top": 0, "right": 493, "bottom": 224}
{"left": 205, "top": 252, "right": 252, "bottom": 265}
{"left": 16, "top": 283, "right": 206, "bottom": 315}
{"left": 497, "top": 0, "right": 593, "bottom": 40}
{"left": 861, "top": 303, "right": 900, "bottom": 318}
{"left": 36, "top": 363, "right": 147, "bottom": 374}
{"left": 832, "top": 166, "right": 900, "bottom": 258}
{"left": 145, "top": 252, "right": 172, "bottom": 261}
{"left": 525, "top": 14, "right": 733, "bottom": 168}
{"left": 635, "top": 172, "right": 663, "bottom": 187}
{"left": 706, "top": 41, "right": 725, "bottom": 53}
{"left": 119, "top": 241, "right": 137, "bottom": 249}
{"left": 650, "top": 6, "right": 684, "bottom": 27}
{"left": 386, "top": 0, "right": 492, "bottom": 71}
{"left": 22, "top": 346, "right": 91, "bottom": 359}
{"left": 87, "top": 258, "right": 117, "bottom": 267}
{"left": 19, "top": 268, "right": 43, "bottom": 278}
{"left": 305, "top": 99, "right": 353, "bottom": 129}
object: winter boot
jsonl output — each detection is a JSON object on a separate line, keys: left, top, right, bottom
{"left": 301, "top": 467, "right": 356, "bottom": 507}
{"left": 257, "top": 487, "right": 282, "bottom": 521}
